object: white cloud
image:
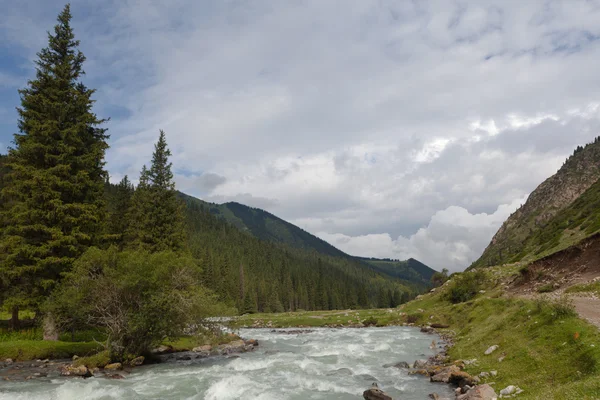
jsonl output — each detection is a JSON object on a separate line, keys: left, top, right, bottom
{"left": 2, "top": 1, "right": 600, "bottom": 271}
{"left": 317, "top": 195, "right": 528, "bottom": 272}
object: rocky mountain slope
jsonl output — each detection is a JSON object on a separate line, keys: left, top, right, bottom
{"left": 472, "top": 137, "right": 600, "bottom": 268}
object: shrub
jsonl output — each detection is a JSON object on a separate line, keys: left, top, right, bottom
{"left": 362, "top": 317, "right": 378, "bottom": 327}
{"left": 534, "top": 296, "right": 577, "bottom": 322}
{"left": 537, "top": 283, "right": 555, "bottom": 293}
{"left": 405, "top": 314, "right": 420, "bottom": 324}
{"left": 48, "top": 247, "right": 233, "bottom": 361}
{"left": 444, "top": 270, "right": 487, "bottom": 304}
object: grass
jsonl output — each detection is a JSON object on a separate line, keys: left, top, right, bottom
{"left": 229, "top": 308, "right": 407, "bottom": 329}
{"left": 0, "top": 340, "right": 102, "bottom": 361}
{"left": 566, "top": 281, "right": 600, "bottom": 297}
{"left": 72, "top": 350, "right": 111, "bottom": 368}
{"left": 400, "top": 271, "right": 600, "bottom": 400}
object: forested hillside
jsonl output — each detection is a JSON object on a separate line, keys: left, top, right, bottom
{"left": 357, "top": 257, "right": 436, "bottom": 287}
{"left": 472, "top": 137, "right": 600, "bottom": 268}
{"left": 178, "top": 193, "right": 349, "bottom": 258}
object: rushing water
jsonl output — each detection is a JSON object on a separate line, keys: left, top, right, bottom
{"left": 0, "top": 327, "right": 454, "bottom": 399}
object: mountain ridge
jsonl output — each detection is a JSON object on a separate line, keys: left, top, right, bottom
{"left": 178, "top": 191, "right": 437, "bottom": 286}
{"left": 471, "top": 136, "right": 600, "bottom": 268}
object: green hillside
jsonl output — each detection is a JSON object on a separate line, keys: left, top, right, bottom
{"left": 503, "top": 176, "right": 600, "bottom": 263}
{"left": 179, "top": 193, "right": 348, "bottom": 258}
{"left": 179, "top": 192, "right": 436, "bottom": 287}
{"left": 357, "top": 257, "right": 436, "bottom": 287}
{"left": 472, "top": 136, "right": 600, "bottom": 268}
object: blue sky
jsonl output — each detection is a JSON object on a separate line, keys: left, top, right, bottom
{"left": 2, "top": 0, "right": 600, "bottom": 270}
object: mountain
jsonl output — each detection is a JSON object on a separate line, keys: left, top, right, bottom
{"left": 179, "top": 193, "right": 348, "bottom": 258}
{"left": 179, "top": 192, "right": 436, "bottom": 286}
{"left": 357, "top": 257, "right": 436, "bottom": 287}
{"left": 472, "top": 136, "right": 600, "bottom": 268}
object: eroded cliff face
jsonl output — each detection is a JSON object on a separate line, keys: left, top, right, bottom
{"left": 472, "top": 138, "right": 600, "bottom": 268}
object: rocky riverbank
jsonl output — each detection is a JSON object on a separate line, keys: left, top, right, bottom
{"left": 363, "top": 324, "right": 528, "bottom": 400}
{"left": 0, "top": 338, "right": 259, "bottom": 383}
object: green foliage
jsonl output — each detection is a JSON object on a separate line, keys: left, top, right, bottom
{"left": 359, "top": 257, "right": 436, "bottom": 288}
{"left": 105, "top": 175, "right": 134, "bottom": 246}
{"left": 403, "top": 282, "right": 600, "bottom": 399}
{"left": 362, "top": 316, "right": 378, "bottom": 326}
{"left": 444, "top": 270, "right": 486, "bottom": 304}
{"left": 72, "top": 350, "right": 111, "bottom": 368}
{"left": 537, "top": 283, "right": 556, "bottom": 293}
{"left": 0, "top": 4, "right": 108, "bottom": 312}
{"left": 126, "top": 131, "right": 187, "bottom": 252}
{"left": 0, "top": 340, "right": 101, "bottom": 361}
{"left": 48, "top": 247, "right": 231, "bottom": 360}
{"left": 565, "top": 281, "right": 600, "bottom": 297}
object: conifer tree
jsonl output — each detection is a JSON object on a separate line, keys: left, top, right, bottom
{"left": 0, "top": 5, "right": 108, "bottom": 326}
{"left": 126, "top": 131, "right": 186, "bottom": 252}
{"left": 107, "top": 175, "right": 134, "bottom": 245}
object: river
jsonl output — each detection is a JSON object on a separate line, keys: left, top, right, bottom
{"left": 0, "top": 327, "right": 455, "bottom": 399}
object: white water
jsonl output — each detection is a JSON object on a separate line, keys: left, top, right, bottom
{"left": 0, "top": 327, "right": 454, "bottom": 399}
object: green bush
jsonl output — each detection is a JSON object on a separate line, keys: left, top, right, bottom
{"left": 537, "top": 283, "right": 555, "bottom": 293}
{"left": 444, "top": 270, "right": 487, "bottom": 304}
{"left": 48, "top": 247, "right": 234, "bottom": 361}
{"left": 73, "top": 350, "right": 111, "bottom": 368}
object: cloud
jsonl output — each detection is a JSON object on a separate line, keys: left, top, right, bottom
{"left": 317, "top": 195, "right": 528, "bottom": 272}
{"left": 1, "top": 1, "right": 600, "bottom": 271}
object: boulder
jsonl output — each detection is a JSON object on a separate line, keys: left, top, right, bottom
{"left": 449, "top": 370, "right": 479, "bottom": 387}
{"left": 61, "top": 365, "right": 92, "bottom": 378}
{"left": 413, "top": 359, "right": 429, "bottom": 369}
{"left": 104, "top": 363, "right": 122, "bottom": 371}
{"left": 363, "top": 384, "right": 392, "bottom": 400}
{"left": 430, "top": 365, "right": 460, "bottom": 383}
{"left": 129, "top": 356, "right": 144, "bottom": 366}
{"left": 4, "top": 358, "right": 13, "bottom": 364}
{"left": 383, "top": 361, "right": 410, "bottom": 369}
{"left": 456, "top": 384, "right": 498, "bottom": 400}
{"left": 192, "top": 345, "right": 212, "bottom": 352}
{"left": 107, "top": 374, "right": 125, "bottom": 379}
{"left": 421, "top": 326, "right": 434, "bottom": 333}
{"left": 484, "top": 345, "right": 499, "bottom": 355}
{"left": 245, "top": 339, "right": 259, "bottom": 346}
{"left": 151, "top": 345, "right": 173, "bottom": 355}
{"left": 499, "top": 385, "right": 522, "bottom": 396}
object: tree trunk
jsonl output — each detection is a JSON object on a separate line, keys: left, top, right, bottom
{"left": 43, "top": 313, "right": 59, "bottom": 341}
{"left": 10, "top": 306, "right": 19, "bottom": 330}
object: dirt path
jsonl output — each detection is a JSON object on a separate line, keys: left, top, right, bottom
{"left": 571, "top": 296, "right": 600, "bottom": 328}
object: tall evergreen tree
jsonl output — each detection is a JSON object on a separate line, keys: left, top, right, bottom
{"left": 0, "top": 5, "right": 108, "bottom": 327}
{"left": 106, "top": 175, "right": 134, "bottom": 245}
{"left": 126, "top": 131, "right": 186, "bottom": 252}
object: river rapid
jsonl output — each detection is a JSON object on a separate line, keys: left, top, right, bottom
{"left": 0, "top": 327, "right": 454, "bottom": 400}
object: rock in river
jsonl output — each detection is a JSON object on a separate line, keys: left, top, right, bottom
{"left": 363, "top": 383, "right": 392, "bottom": 400}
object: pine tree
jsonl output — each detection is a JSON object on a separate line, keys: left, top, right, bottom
{"left": 0, "top": 5, "right": 108, "bottom": 327}
{"left": 126, "top": 131, "right": 186, "bottom": 252}
{"left": 107, "top": 175, "right": 134, "bottom": 245}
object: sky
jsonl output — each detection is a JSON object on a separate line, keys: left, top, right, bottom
{"left": 1, "top": 0, "right": 600, "bottom": 272}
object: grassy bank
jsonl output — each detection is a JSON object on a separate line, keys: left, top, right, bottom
{"left": 0, "top": 340, "right": 102, "bottom": 361}
{"left": 229, "top": 308, "right": 406, "bottom": 329}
